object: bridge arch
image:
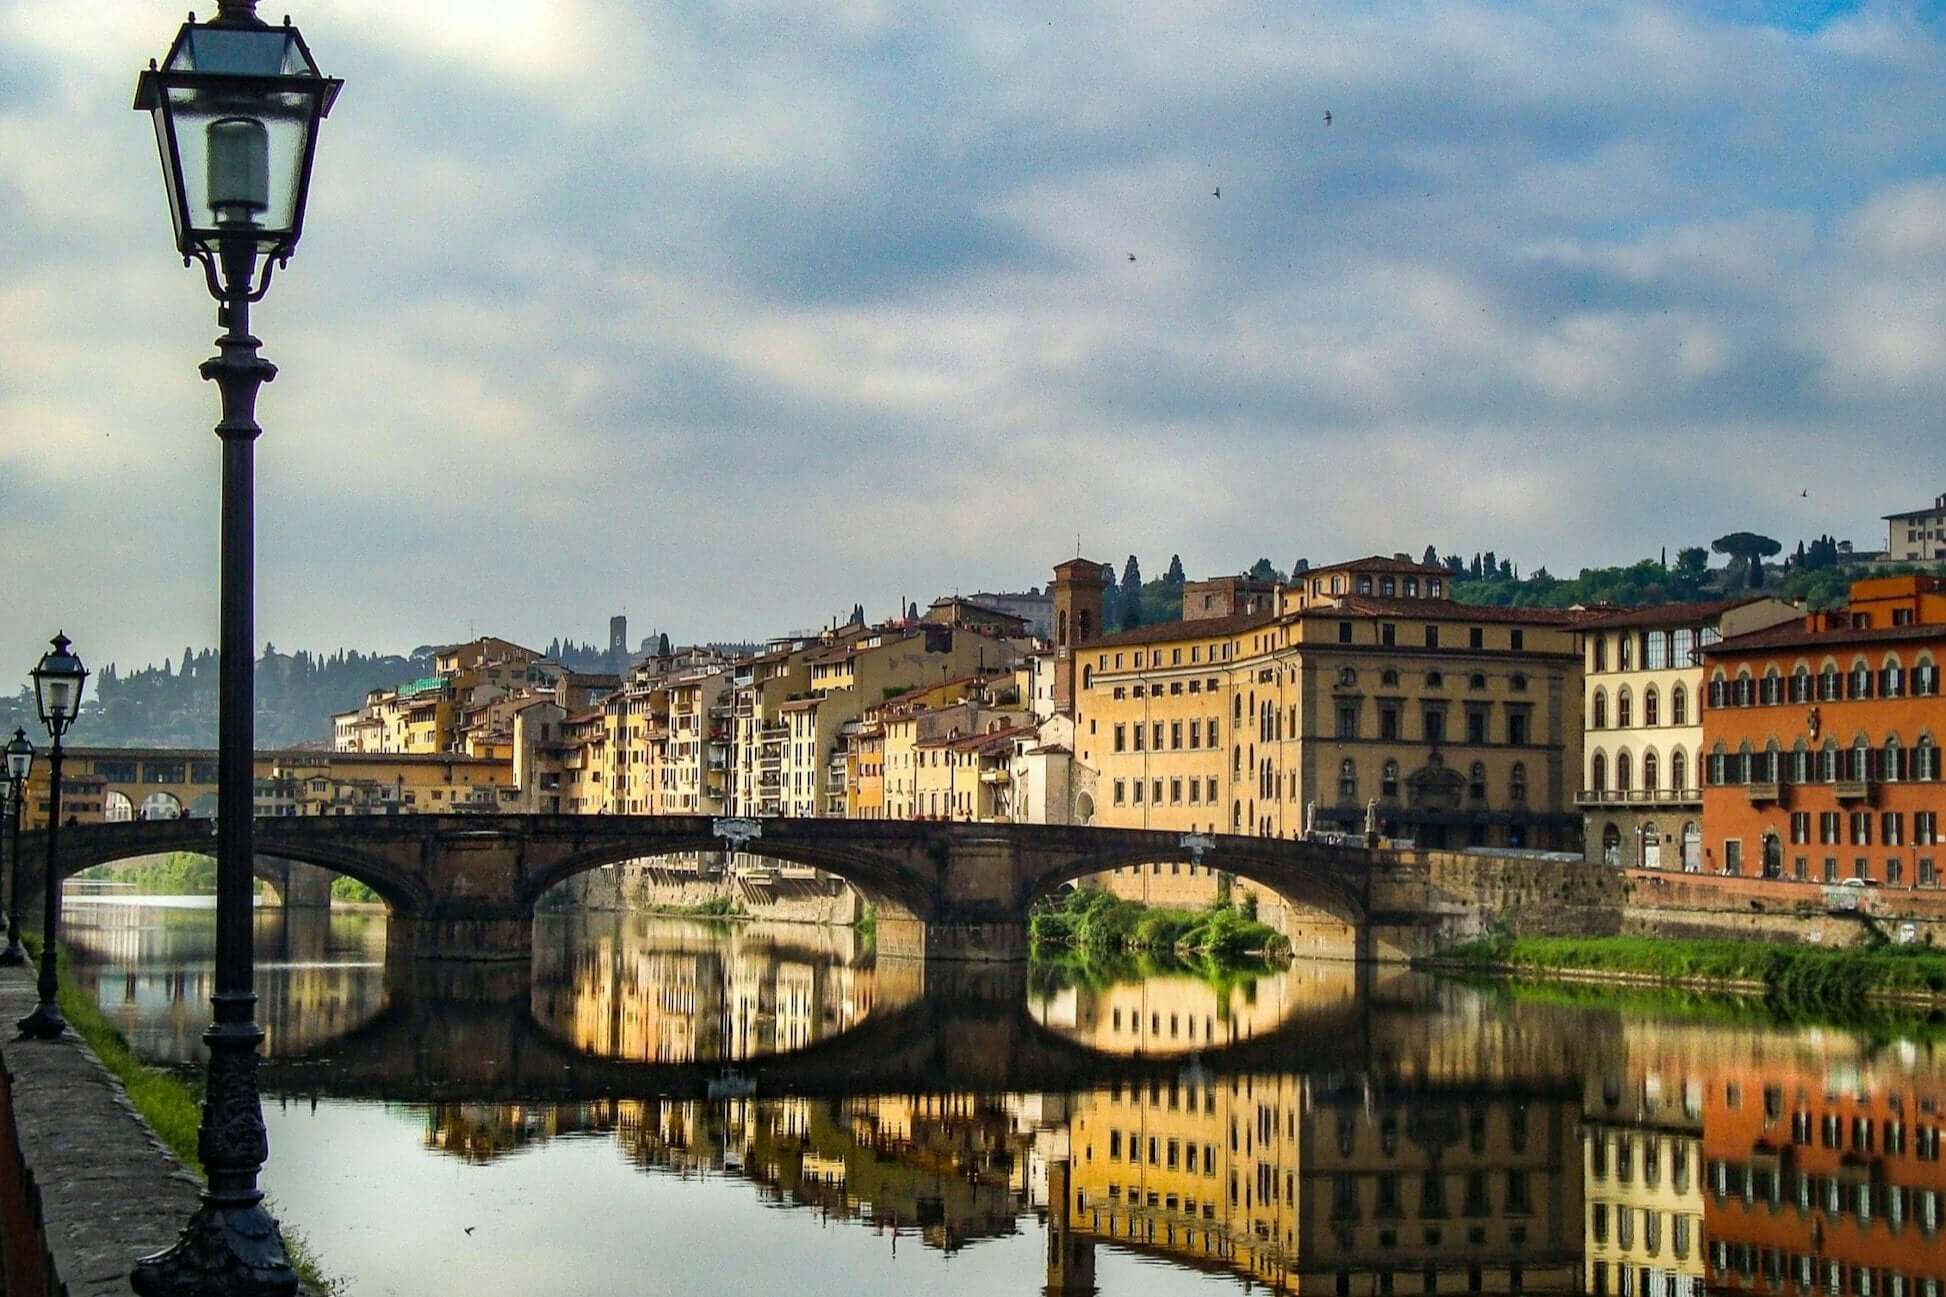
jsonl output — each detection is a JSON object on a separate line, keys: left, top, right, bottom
{"left": 519, "top": 833, "right": 939, "bottom": 921}
{"left": 1013, "top": 840, "right": 1368, "bottom": 932}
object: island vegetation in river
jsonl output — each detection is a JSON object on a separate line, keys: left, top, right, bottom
{"left": 1028, "top": 886, "right": 1290, "bottom": 962}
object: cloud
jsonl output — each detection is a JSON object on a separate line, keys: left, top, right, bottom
{"left": 5, "top": 0, "right": 1946, "bottom": 688}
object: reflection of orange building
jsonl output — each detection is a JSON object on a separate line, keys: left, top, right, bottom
{"left": 1700, "top": 575, "right": 1944, "bottom": 885}
{"left": 1702, "top": 1063, "right": 1946, "bottom": 1295}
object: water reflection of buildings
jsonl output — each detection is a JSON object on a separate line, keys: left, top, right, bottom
{"left": 64, "top": 902, "right": 389, "bottom": 1060}
{"left": 1578, "top": 1021, "right": 1946, "bottom": 1297}
{"left": 1030, "top": 961, "right": 1353, "bottom": 1056}
{"left": 531, "top": 917, "right": 875, "bottom": 1063}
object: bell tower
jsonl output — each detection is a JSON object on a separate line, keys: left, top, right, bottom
{"left": 1051, "top": 558, "right": 1108, "bottom": 715}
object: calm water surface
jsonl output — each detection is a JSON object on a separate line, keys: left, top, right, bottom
{"left": 61, "top": 897, "right": 1946, "bottom": 1297}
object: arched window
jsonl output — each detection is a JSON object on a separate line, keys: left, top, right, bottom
{"left": 1917, "top": 735, "right": 1937, "bottom": 781}
{"left": 1709, "top": 743, "right": 1728, "bottom": 786}
{"left": 1469, "top": 761, "right": 1487, "bottom": 800}
{"left": 1737, "top": 741, "right": 1754, "bottom": 784}
{"left": 1426, "top": 671, "right": 1444, "bottom": 688}
{"left": 1644, "top": 686, "right": 1659, "bottom": 727}
{"left": 1469, "top": 673, "right": 1486, "bottom": 690}
{"left": 1734, "top": 670, "right": 1754, "bottom": 707}
{"left": 1671, "top": 747, "right": 1688, "bottom": 793}
{"left": 1791, "top": 739, "right": 1810, "bottom": 784}
{"left": 1708, "top": 672, "right": 1727, "bottom": 709}
{"left": 1764, "top": 740, "right": 1782, "bottom": 783}
{"left": 1618, "top": 687, "right": 1633, "bottom": 729}
{"left": 1592, "top": 751, "right": 1608, "bottom": 793}
{"left": 1916, "top": 655, "right": 1940, "bottom": 697}
{"left": 1818, "top": 661, "right": 1841, "bottom": 702}
{"left": 1593, "top": 689, "right": 1608, "bottom": 729}
{"left": 1885, "top": 735, "right": 1904, "bottom": 783}
{"left": 1791, "top": 665, "right": 1812, "bottom": 703}
{"left": 1883, "top": 655, "right": 1906, "bottom": 698}
{"left": 1820, "top": 741, "right": 1839, "bottom": 783}
{"left": 1382, "top": 760, "right": 1400, "bottom": 799}
{"left": 1761, "top": 668, "right": 1781, "bottom": 706}
{"left": 1852, "top": 736, "right": 1872, "bottom": 783}
{"left": 1510, "top": 762, "right": 1528, "bottom": 803}
{"left": 1081, "top": 665, "right": 1092, "bottom": 690}
{"left": 1643, "top": 749, "right": 1660, "bottom": 793}
{"left": 1338, "top": 759, "right": 1357, "bottom": 800}
{"left": 1850, "top": 659, "right": 1873, "bottom": 701}
{"left": 1234, "top": 693, "right": 1243, "bottom": 721}
{"left": 1602, "top": 823, "right": 1621, "bottom": 867}
{"left": 1381, "top": 669, "right": 1400, "bottom": 687}
{"left": 1510, "top": 673, "right": 1528, "bottom": 692}
{"left": 1671, "top": 684, "right": 1687, "bottom": 726}
{"left": 1594, "top": 638, "right": 1607, "bottom": 672}
{"left": 1616, "top": 751, "right": 1632, "bottom": 793}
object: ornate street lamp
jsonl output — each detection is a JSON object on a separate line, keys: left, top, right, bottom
{"left": 131, "top": 4, "right": 339, "bottom": 1294}
{"left": 0, "top": 729, "right": 34, "bottom": 966}
{"left": 18, "top": 634, "right": 87, "bottom": 1039}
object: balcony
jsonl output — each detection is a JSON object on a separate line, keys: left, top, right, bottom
{"left": 1835, "top": 780, "right": 1874, "bottom": 803}
{"left": 1576, "top": 787, "right": 1701, "bottom": 809}
{"left": 1745, "top": 782, "right": 1785, "bottom": 805}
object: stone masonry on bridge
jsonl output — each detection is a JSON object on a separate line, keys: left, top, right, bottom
{"left": 23, "top": 815, "right": 1627, "bottom": 964}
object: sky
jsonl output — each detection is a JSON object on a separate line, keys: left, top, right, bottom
{"left": 3, "top": 1, "right": 1946, "bottom": 686}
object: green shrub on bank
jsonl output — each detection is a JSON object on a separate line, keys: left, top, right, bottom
{"left": 1029, "top": 887, "right": 1288, "bottom": 960}
{"left": 1443, "top": 935, "right": 1946, "bottom": 1004}
{"left": 330, "top": 876, "right": 381, "bottom": 904}
{"left": 20, "top": 936, "right": 341, "bottom": 1294}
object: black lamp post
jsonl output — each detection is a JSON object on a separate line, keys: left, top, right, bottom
{"left": 130, "top": 4, "right": 339, "bottom": 1294}
{"left": 0, "top": 729, "right": 34, "bottom": 967}
{"left": 17, "top": 634, "right": 87, "bottom": 1040}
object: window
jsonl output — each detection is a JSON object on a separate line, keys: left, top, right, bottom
{"left": 1383, "top": 760, "right": 1401, "bottom": 798}
{"left": 1852, "top": 811, "right": 1873, "bottom": 846}
{"left": 1507, "top": 711, "right": 1528, "bottom": 746}
{"left": 1470, "top": 627, "right": 1484, "bottom": 649}
{"left": 1510, "top": 629, "right": 1523, "bottom": 652}
{"left": 1113, "top": 780, "right": 1126, "bottom": 806}
{"left": 1338, "top": 705, "right": 1359, "bottom": 739}
{"left": 1592, "top": 752, "right": 1608, "bottom": 793}
{"left": 1724, "top": 839, "right": 1742, "bottom": 875}
{"left": 1672, "top": 747, "right": 1687, "bottom": 791}
{"left": 1381, "top": 623, "right": 1396, "bottom": 646}
{"left": 1380, "top": 706, "right": 1400, "bottom": 741}
{"left": 1424, "top": 709, "right": 1445, "bottom": 744}
{"left": 1593, "top": 689, "right": 1608, "bottom": 729}
{"left": 1114, "top": 723, "right": 1126, "bottom": 753}
{"left": 1671, "top": 684, "right": 1687, "bottom": 726}
{"left": 1644, "top": 749, "right": 1659, "bottom": 792}
{"left": 1426, "top": 626, "right": 1440, "bottom": 648}
{"left": 1618, "top": 688, "right": 1633, "bottom": 728}
{"left": 1339, "top": 621, "right": 1353, "bottom": 644}
{"left": 1510, "top": 672, "right": 1527, "bottom": 692}
{"left": 1132, "top": 780, "right": 1144, "bottom": 804}
{"left": 1468, "top": 762, "right": 1487, "bottom": 800}
{"left": 1468, "top": 710, "right": 1488, "bottom": 745}
{"left": 1339, "top": 759, "right": 1357, "bottom": 800}
{"left": 1645, "top": 686, "right": 1659, "bottom": 726}
{"left": 1617, "top": 751, "right": 1632, "bottom": 792}
{"left": 1510, "top": 762, "right": 1527, "bottom": 803}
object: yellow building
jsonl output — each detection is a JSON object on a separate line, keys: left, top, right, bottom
{"left": 1074, "top": 557, "right": 1591, "bottom": 919}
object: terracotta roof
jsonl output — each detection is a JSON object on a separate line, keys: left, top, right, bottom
{"left": 1570, "top": 597, "right": 1778, "bottom": 630}
{"left": 1319, "top": 596, "right": 1593, "bottom": 626}
{"left": 1083, "top": 609, "right": 1275, "bottom": 650}
{"left": 1706, "top": 620, "right": 1946, "bottom": 655}
{"left": 779, "top": 696, "right": 823, "bottom": 712}
{"left": 1306, "top": 555, "right": 1453, "bottom": 578}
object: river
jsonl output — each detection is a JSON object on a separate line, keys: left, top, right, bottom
{"left": 59, "top": 896, "right": 1946, "bottom": 1297}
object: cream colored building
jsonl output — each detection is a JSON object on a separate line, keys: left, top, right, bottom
{"left": 1577, "top": 597, "right": 1798, "bottom": 869}
{"left": 1886, "top": 490, "right": 1946, "bottom": 563}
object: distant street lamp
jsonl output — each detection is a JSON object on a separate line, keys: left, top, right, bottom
{"left": 17, "top": 633, "right": 87, "bottom": 1040}
{"left": 130, "top": 3, "right": 340, "bottom": 1293}
{"left": 0, "top": 728, "right": 33, "bottom": 966}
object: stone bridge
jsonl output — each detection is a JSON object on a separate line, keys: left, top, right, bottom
{"left": 21, "top": 816, "right": 1626, "bottom": 962}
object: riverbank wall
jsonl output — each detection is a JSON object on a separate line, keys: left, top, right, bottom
{"left": 0, "top": 960, "right": 322, "bottom": 1296}
{"left": 549, "top": 856, "right": 862, "bottom": 926}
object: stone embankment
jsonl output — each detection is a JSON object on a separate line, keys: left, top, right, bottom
{"left": 0, "top": 961, "right": 200, "bottom": 1296}
{"left": 550, "top": 855, "right": 861, "bottom": 925}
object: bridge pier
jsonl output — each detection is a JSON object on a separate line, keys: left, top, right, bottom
{"left": 876, "top": 908, "right": 1029, "bottom": 963}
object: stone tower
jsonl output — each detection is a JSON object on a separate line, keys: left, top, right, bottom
{"left": 1051, "top": 558, "right": 1108, "bottom": 715}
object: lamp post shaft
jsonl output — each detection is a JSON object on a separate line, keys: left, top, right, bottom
{"left": 0, "top": 784, "right": 24, "bottom": 965}
{"left": 129, "top": 240, "right": 293, "bottom": 1297}
{"left": 17, "top": 741, "right": 67, "bottom": 1037}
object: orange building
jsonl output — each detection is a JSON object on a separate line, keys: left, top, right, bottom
{"left": 1699, "top": 576, "right": 1944, "bottom": 885}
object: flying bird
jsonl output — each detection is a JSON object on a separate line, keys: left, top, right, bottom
{"left": 1323, "top": 110, "right": 1333, "bottom": 125}
{"left": 1801, "top": 489, "right": 1809, "bottom": 498}
{"left": 1212, "top": 186, "right": 1221, "bottom": 198}
{"left": 464, "top": 1227, "right": 476, "bottom": 1236}
{"left": 1127, "top": 252, "right": 1136, "bottom": 261}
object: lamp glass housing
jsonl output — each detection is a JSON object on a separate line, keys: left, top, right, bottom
{"left": 3, "top": 731, "right": 30, "bottom": 784}
{"left": 31, "top": 636, "right": 87, "bottom": 734}
{"left": 134, "top": 18, "right": 340, "bottom": 262}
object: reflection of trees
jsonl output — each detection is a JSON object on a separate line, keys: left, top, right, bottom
{"left": 529, "top": 916, "right": 876, "bottom": 1065}
{"left": 1028, "top": 959, "right": 1352, "bottom": 1057}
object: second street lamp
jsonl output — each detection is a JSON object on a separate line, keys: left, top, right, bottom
{"left": 0, "top": 729, "right": 33, "bottom": 967}
{"left": 18, "top": 634, "right": 87, "bottom": 1040}
{"left": 131, "top": 3, "right": 339, "bottom": 1294}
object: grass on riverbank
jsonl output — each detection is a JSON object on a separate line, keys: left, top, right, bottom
{"left": 1028, "top": 943, "right": 1280, "bottom": 1003}
{"left": 1030, "top": 887, "right": 1289, "bottom": 961}
{"left": 20, "top": 936, "right": 341, "bottom": 1294}
{"left": 1467, "top": 973, "right": 1946, "bottom": 1044}
{"left": 1440, "top": 935, "right": 1946, "bottom": 1004}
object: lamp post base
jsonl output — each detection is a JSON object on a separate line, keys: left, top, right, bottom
{"left": 0, "top": 943, "right": 27, "bottom": 967}
{"left": 15, "top": 1000, "right": 65, "bottom": 1039}
{"left": 130, "top": 1202, "right": 299, "bottom": 1297}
